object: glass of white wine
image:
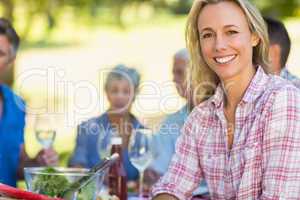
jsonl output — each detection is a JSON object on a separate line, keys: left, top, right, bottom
{"left": 97, "top": 127, "right": 119, "bottom": 160}
{"left": 34, "top": 114, "right": 56, "bottom": 149}
{"left": 128, "top": 128, "right": 153, "bottom": 199}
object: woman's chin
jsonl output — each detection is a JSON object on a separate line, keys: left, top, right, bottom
{"left": 214, "top": 68, "right": 240, "bottom": 82}
{"left": 109, "top": 107, "right": 130, "bottom": 114}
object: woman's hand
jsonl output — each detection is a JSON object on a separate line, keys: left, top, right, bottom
{"left": 35, "top": 148, "right": 59, "bottom": 166}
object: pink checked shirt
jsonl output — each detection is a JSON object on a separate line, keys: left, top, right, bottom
{"left": 152, "top": 67, "right": 300, "bottom": 200}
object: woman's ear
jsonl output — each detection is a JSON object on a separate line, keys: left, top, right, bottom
{"left": 251, "top": 33, "right": 260, "bottom": 47}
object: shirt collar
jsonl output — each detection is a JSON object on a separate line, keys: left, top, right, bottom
{"left": 210, "top": 84, "right": 223, "bottom": 108}
{"left": 242, "top": 66, "right": 269, "bottom": 103}
{"left": 210, "top": 66, "right": 269, "bottom": 107}
{"left": 280, "top": 67, "right": 288, "bottom": 77}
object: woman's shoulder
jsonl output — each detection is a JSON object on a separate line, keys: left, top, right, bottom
{"left": 179, "top": 101, "right": 214, "bottom": 139}
{"left": 261, "top": 74, "right": 300, "bottom": 106}
{"left": 129, "top": 113, "right": 145, "bottom": 128}
{"left": 193, "top": 99, "right": 215, "bottom": 114}
{"left": 78, "top": 113, "right": 107, "bottom": 128}
{"left": 76, "top": 113, "right": 109, "bottom": 137}
{"left": 185, "top": 100, "right": 214, "bottom": 125}
{"left": 265, "top": 74, "right": 300, "bottom": 97}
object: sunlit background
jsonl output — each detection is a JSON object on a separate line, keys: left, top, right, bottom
{"left": 0, "top": 0, "right": 300, "bottom": 168}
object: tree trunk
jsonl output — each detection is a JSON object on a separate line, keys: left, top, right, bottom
{"left": 115, "top": 4, "right": 125, "bottom": 28}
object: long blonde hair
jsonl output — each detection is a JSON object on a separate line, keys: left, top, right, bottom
{"left": 186, "top": 0, "right": 270, "bottom": 105}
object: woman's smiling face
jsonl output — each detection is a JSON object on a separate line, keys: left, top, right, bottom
{"left": 197, "top": 1, "right": 259, "bottom": 82}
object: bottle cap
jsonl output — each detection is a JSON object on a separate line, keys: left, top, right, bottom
{"left": 111, "top": 136, "right": 122, "bottom": 145}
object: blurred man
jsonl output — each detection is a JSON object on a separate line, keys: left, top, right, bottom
{"left": 0, "top": 18, "right": 58, "bottom": 187}
{"left": 265, "top": 16, "right": 300, "bottom": 88}
{"left": 149, "top": 49, "right": 190, "bottom": 175}
{"left": 145, "top": 49, "right": 209, "bottom": 197}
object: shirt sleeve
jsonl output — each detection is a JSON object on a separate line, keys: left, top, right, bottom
{"left": 151, "top": 112, "right": 203, "bottom": 200}
{"left": 20, "top": 100, "right": 26, "bottom": 144}
{"left": 260, "top": 86, "right": 300, "bottom": 199}
{"left": 68, "top": 124, "right": 89, "bottom": 167}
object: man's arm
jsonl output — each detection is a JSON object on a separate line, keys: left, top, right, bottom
{"left": 150, "top": 123, "right": 179, "bottom": 175}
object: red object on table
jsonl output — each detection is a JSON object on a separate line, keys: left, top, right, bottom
{"left": 108, "top": 137, "right": 127, "bottom": 200}
{"left": 0, "top": 183, "right": 63, "bottom": 200}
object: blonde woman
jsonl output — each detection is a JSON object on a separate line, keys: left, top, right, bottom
{"left": 152, "top": 0, "right": 300, "bottom": 199}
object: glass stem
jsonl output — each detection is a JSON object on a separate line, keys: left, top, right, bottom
{"left": 139, "top": 170, "right": 144, "bottom": 199}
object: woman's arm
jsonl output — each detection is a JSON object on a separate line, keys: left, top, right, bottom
{"left": 68, "top": 124, "right": 89, "bottom": 167}
{"left": 17, "top": 145, "right": 58, "bottom": 179}
{"left": 260, "top": 87, "right": 300, "bottom": 199}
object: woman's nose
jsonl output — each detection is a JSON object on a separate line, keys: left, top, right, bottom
{"left": 214, "top": 35, "right": 227, "bottom": 52}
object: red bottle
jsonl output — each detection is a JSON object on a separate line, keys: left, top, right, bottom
{"left": 108, "top": 137, "right": 127, "bottom": 200}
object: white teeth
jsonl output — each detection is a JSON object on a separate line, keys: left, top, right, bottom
{"left": 215, "top": 55, "right": 236, "bottom": 64}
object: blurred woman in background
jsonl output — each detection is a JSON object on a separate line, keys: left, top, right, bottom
{"left": 69, "top": 64, "right": 143, "bottom": 181}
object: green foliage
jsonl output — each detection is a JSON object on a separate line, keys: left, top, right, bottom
{"left": 171, "top": 0, "right": 193, "bottom": 14}
{"left": 77, "top": 182, "right": 96, "bottom": 200}
{"left": 31, "top": 167, "right": 96, "bottom": 199}
{"left": 32, "top": 167, "right": 70, "bottom": 198}
{"left": 0, "top": 0, "right": 299, "bottom": 43}
{"left": 252, "top": 0, "right": 300, "bottom": 18}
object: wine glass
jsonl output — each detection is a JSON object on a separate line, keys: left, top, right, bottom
{"left": 34, "top": 114, "right": 56, "bottom": 149}
{"left": 97, "top": 127, "right": 118, "bottom": 160}
{"left": 128, "top": 128, "right": 153, "bottom": 199}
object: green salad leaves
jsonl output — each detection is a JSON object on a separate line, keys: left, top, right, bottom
{"left": 31, "top": 167, "right": 96, "bottom": 199}
{"left": 32, "top": 167, "right": 70, "bottom": 197}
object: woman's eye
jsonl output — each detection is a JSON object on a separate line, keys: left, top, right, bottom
{"left": 201, "top": 33, "right": 213, "bottom": 39}
{"left": 110, "top": 89, "right": 118, "bottom": 94}
{"left": 227, "top": 30, "right": 238, "bottom": 35}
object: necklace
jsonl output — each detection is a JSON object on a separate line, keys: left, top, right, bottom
{"left": 227, "top": 123, "right": 234, "bottom": 150}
